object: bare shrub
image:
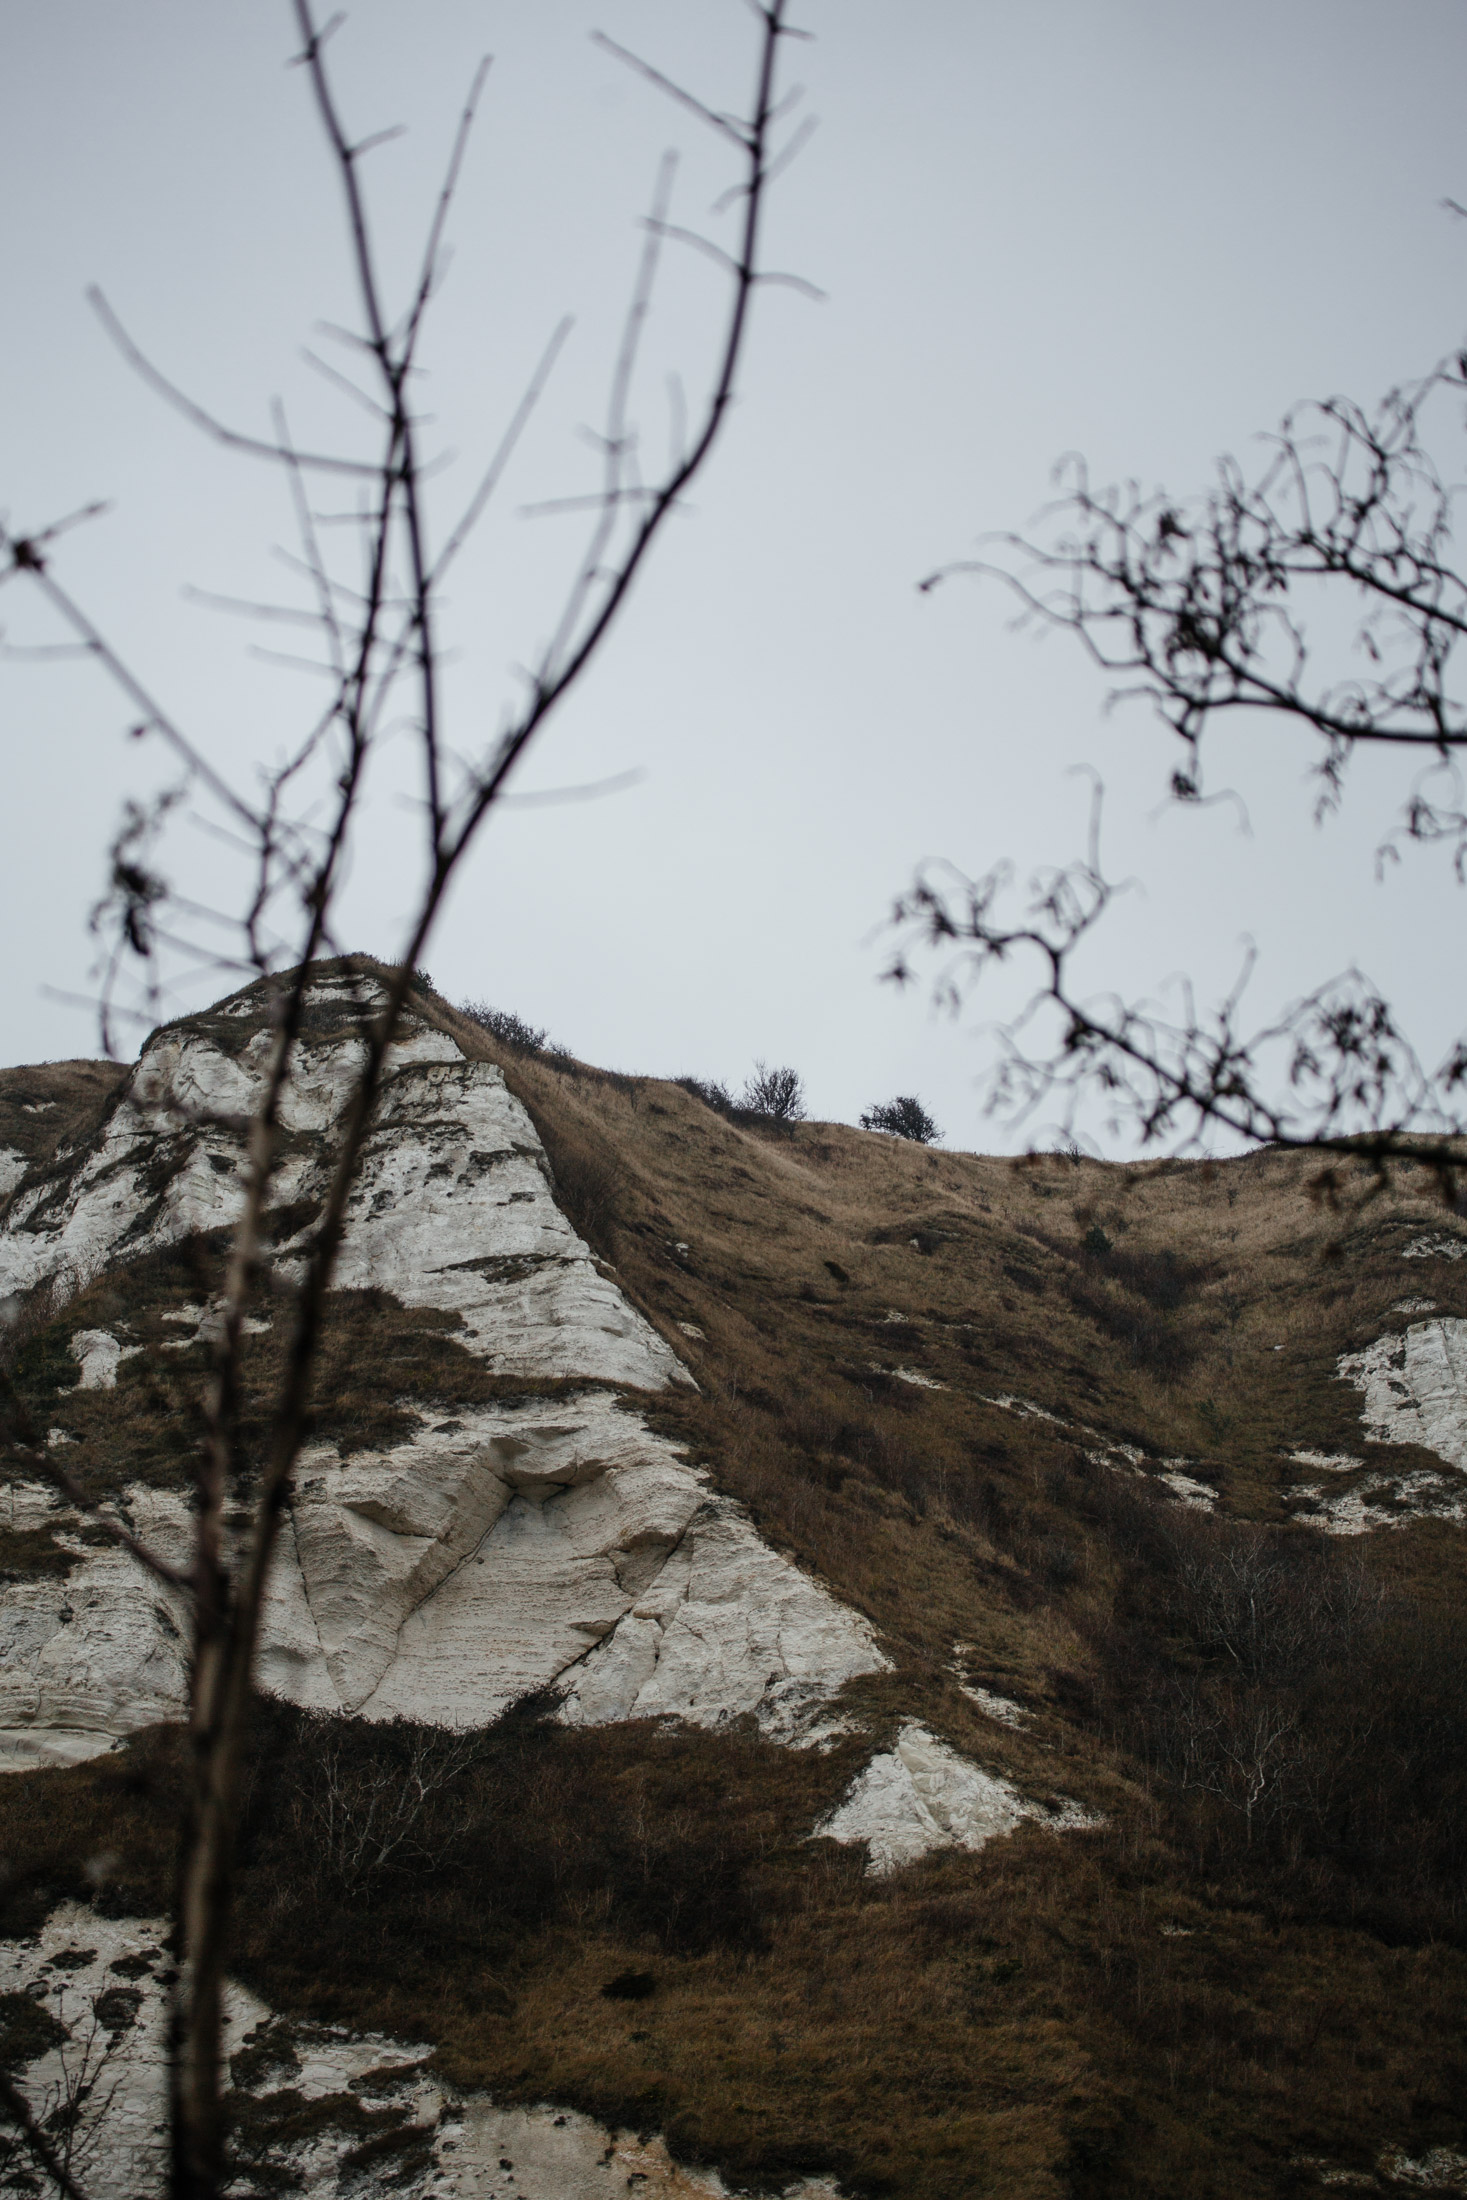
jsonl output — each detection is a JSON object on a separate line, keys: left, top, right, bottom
{"left": 459, "top": 1003, "right": 550, "bottom": 1055}
{"left": 289, "top": 1719, "right": 485, "bottom": 1901}
{"left": 859, "top": 1096, "right": 941, "bottom": 1144}
{"left": 678, "top": 1075, "right": 737, "bottom": 1118}
{"left": 740, "top": 1061, "right": 807, "bottom": 1123}
{"left": 1081, "top": 1484, "right": 1467, "bottom": 1921}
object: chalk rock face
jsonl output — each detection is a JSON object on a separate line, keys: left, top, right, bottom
{"left": 1273, "top": 1318, "right": 1467, "bottom": 1534}
{"left": 0, "top": 1487, "right": 191, "bottom": 1771}
{"left": 0, "top": 1906, "right": 844, "bottom": 2200}
{"left": 0, "top": 974, "right": 890, "bottom": 1767}
{"left": 261, "top": 1393, "right": 888, "bottom": 1735}
{"left": 1338, "top": 1318, "right": 1467, "bottom": 1471}
{"left": 2, "top": 1408, "right": 889, "bottom": 1767}
{"left": 816, "top": 1722, "right": 1095, "bottom": 1876}
{"left": 0, "top": 976, "right": 683, "bottom": 1390}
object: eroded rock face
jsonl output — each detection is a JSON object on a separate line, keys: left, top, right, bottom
{"left": 0, "top": 979, "right": 682, "bottom": 1391}
{"left": 0, "top": 1486, "right": 191, "bottom": 1771}
{"left": 815, "top": 1722, "right": 1096, "bottom": 1877}
{"left": 0, "top": 1906, "right": 843, "bottom": 2200}
{"left": 0, "top": 974, "right": 1087, "bottom": 1879}
{"left": 2, "top": 1395, "right": 890, "bottom": 1767}
{"left": 0, "top": 979, "right": 889, "bottom": 1767}
{"left": 1339, "top": 1319, "right": 1467, "bottom": 1470}
{"left": 265, "top": 1393, "right": 888, "bottom": 1737}
{"left": 1281, "top": 1318, "right": 1467, "bottom": 1532}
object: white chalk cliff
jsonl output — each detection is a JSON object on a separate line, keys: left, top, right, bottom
{"left": 816, "top": 1722, "right": 1096, "bottom": 1877}
{"left": 1338, "top": 1317, "right": 1467, "bottom": 1470}
{"left": 0, "top": 1905, "right": 843, "bottom": 2200}
{"left": 0, "top": 976, "right": 887, "bottom": 1771}
{"left": 1284, "top": 1317, "right": 1467, "bottom": 1534}
{"left": 0, "top": 975, "right": 680, "bottom": 1388}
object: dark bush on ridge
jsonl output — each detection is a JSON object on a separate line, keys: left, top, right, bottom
{"left": 681, "top": 1065, "right": 808, "bottom": 1126}
{"left": 860, "top": 1095, "right": 940, "bottom": 1143}
{"left": 740, "top": 1061, "right": 806, "bottom": 1123}
{"left": 460, "top": 1002, "right": 549, "bottom": 1054}
{"left": 678, "top": 1075, "right": 737, "bottom": 1118}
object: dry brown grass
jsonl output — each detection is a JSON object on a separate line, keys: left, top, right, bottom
{"left": 4, "top": 977, "right": 1467, "bottom": 2193}
{"left": 4, "top": 1710, "right": 1466, "bottom": 2200}
{"left": 0, "top": 1059, "right": 128, "bottom": 1203}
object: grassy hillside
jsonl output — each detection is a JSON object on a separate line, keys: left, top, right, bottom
{"left": 3, "top": 980, "right": 1466, "bottom": 2197}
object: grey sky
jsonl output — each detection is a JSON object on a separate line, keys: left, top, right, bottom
{"left": 3, "top": 1, "right": 1464, "bottom": 1150}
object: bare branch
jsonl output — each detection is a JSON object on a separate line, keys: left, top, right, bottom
{"left": 87, "top": 289, "right": 379, "bottom": 477}
{"left": 0, "top": 2070, "right": 96, "bottom": 2200}
{"left": 401, "top": 55, "right": 493, "bottom": 361}
{"left": 591, "top": 31, "right": 748, "bottom": 145}
{"left": 430, "top": 316, "right": 574, "bottom": 584}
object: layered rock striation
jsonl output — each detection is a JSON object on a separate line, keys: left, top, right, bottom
{"left": 0, "top": 1906, "right": 843, "bottom": 2200}
{"left": 0, "top": 975, "right": 888, "bottom": 1776}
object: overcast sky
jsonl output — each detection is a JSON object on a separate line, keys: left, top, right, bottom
{"left": 3, "top": 0, "right": 1465, "bottom": 1151}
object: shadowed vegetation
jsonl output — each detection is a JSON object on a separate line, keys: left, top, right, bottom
{"left": 6, "top": 998, "right": 1467, "bottom": 2190}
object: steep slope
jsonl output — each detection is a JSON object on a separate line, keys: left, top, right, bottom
{"left": 0, "top": 971, "right": 890, "bottom": 1774}
{"left": 2, "top": 962, "right": 1467, "bottom": 2199}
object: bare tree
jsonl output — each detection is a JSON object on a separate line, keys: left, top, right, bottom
{"left": 291, "top": 1721, "right": 484, "bottom": 1899}
{"left": 0, "top": 5, "right": 808, "bottom": 2193}
{"left": 891, "top": 336, "right": 1467, "bottom": 1191}
{"left": 0, "top": 1985, "right": 128, "bottom": 2200}
{"left": 860, "top": 1095, "right": 940, "bottom": 1143}
{"left": 740, "top": 1059, "right": 807, "bottom": 1121}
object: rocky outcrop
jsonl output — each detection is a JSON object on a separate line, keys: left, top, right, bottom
{"left": 0, "top": 972, "right": 1106, "bottom": 1879}
{"left": 1339, "top": 1318, "right": 1467, "bottom": 1470}
{"left": 1282, "top": 1318, "right": 1467, "bottom": 1533}
{"left": 1, "top": 1404, "right": 888, "bottom": 1768}
{"left": 268, "top": 1390, "right": 889, "bottom": 1736}
{"left": 0, "top": 977, "right": 888, "bottom": 1770}
{"left": 0, "top": 1906, "right": 842, "bottom": 2200}
{"left": 0, "top": 1485, "right": 190, "bottom": 1771}
{"left": 0, "top": 978, "right": 682, "bottom": 1389}
{"left": 816, "top": 1722, "right": 1095, "bottom": 1877}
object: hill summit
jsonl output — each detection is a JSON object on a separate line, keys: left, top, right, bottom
{"left": 2, "top": 963, "right": 1466, "bottom": 2198}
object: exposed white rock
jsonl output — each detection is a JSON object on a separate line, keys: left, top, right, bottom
{"left": 2, "top": 1395, "right": 889, "bottom": 1763}
{"left": 961, "top": 1686, "right": 1028, "bottom": 1728}
{"left": 1338, "top": 1318, "right": 1467, "bottom": 1471}
{"left": 0, "top": 1906, "right": 843, "bottom": 2200}
{"left": 0, "top": 1000, "right": 684, "bottom": 1392}
{"left": 0, "top": 980, "right": 891, "bottom": 1769}
{"left": 0, "top": 1144, "right": 26, "bottom": 1199}
{"left": 950, "top": 1645, "right": 1028, "bottom": 1727}
{"left": 1274, "top": 1319, "right": 1467, "bottom": 1534}
{"left": 0, "top": 1488, "right": 191, "bottom": 1770}
{"left": 1403, "top": 1234, "right": 1467, "bottom": 1261}
{"left": 1378, "top": 2147, "right": 1467, "bottom": 2191}
{"left": 158, "top": 1298, "right": 271, "bottom": 1348}
{"left": 816, "top": 1722, "right": 1095, "bottom": 1876}
{"left": 874, "top": 1363, "right": 944, "bottom": 1390}
{"left": 1085, "top": 1441, "right": 1145, "bottom": 1474}
{"left": 983, "top": 1392, "right": 1067, "bottom": 1425}
{"left": 1392, "top": 1298, "right": 1439, "bottom": 1314}
{"left": 269, "top": 1393, "right": 888, "bottom": 1736}
{"left": 69, "top": 1328, "right": 142, "bottom": 1389}
{"left": 1285, "top": 1471, "right": 1467, "bottom": 1536}
{"left": 1156, "top": 1465, "right": 1217, "bottom": 1511}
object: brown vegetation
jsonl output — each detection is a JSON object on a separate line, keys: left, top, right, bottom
{"left": 6, "top": 991, "right": 1467, "bottom": 2191}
